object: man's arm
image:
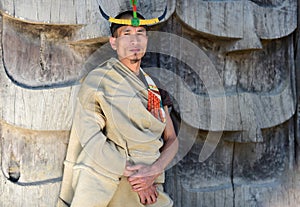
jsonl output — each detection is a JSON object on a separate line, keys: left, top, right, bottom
{"left": 72, "top": 85, "right": 126, "bottom": 176}
{"left": 125, "top": 105, "right": 179, "bottom": 191}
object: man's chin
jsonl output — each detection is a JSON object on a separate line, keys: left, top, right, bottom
{"left": 130, "top": 58, "right": 141, "bottom": 64}
{"left": 129, "top": 54, "right": 144, "bottom": 62}
{"left": 120, "top": 53, "right": 145, "bottom": 63}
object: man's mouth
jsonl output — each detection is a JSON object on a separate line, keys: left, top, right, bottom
{"left": 129, "top": 48, "right": 141, "bottom": 53}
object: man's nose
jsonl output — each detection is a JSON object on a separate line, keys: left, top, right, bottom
{"left": 129, "top": 34, "right": 140, "bottom": 44}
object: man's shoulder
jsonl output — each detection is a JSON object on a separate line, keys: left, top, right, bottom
{"left": 81, "top": 58, "right": 119, "bottom": 81}
{"left": 90, "top": 58, "right": 119, "bottom": 74}
{"left": 79, "top": 58, "right": 128, "bottom": 92}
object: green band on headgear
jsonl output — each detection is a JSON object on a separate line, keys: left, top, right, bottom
{"left": 131, "top": 18, "right": 140, "bottom": 26}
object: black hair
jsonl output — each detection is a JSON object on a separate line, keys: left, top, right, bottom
{"left": 110, "top": 10, "right": 147, "bottom": 37}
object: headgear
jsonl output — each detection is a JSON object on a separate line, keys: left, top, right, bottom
{"left": 99, "top": 0, "right": 167, "bottom": 35}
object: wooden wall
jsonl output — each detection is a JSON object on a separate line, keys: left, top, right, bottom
{"left": 0, "top": 0, "right": 299, "bottom": 206}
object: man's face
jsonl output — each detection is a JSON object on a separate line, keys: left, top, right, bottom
{"left": 110, "top": 25, "right": 148, "bottom": 62}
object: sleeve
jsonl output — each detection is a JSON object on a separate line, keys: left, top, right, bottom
{"left": 58, "top": 74, "right": 126, "bottom": 205}
{"left": 159, "top": 88, "right": 173, "bottom": 108}
{"left": 72, "top": 84, "right": 126, "bottom": 176}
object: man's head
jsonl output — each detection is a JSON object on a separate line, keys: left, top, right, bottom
{"left": 110, "top": 10, "right": 147, "bottom": 37}
{"left": 109, "top": 11, "right": 148, "bottom": 65}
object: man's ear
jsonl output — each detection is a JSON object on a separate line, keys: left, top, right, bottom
{"left": 109, "top": 37, "right": 117, "bottom": 50}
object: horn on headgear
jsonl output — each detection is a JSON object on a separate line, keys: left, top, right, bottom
{"left": 98, "top": 1, "right": 167, "bottom": 26}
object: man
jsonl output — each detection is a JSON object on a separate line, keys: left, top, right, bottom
{"left": 57, "top": 8, "right": 178, "bottom": 207}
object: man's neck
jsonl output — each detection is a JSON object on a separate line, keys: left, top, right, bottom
{"left": 120, "top": 59, "right": 141, "bottom": 75}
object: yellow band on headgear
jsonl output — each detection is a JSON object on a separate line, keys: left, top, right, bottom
{"left": 108, "top": 17, "right": 160, "bottom": 26}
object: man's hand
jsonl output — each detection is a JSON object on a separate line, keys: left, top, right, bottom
{"left": 151, "top": 108, "right": 166, "bottom": 122}
{"left": 123, "top": 161, "right": 136, "bottom": 177}
{"left": 137, "top": 184, "right": 158, "bottom": 205}
{"left": 126, "top": 164, "right": 162, "bottom": 192}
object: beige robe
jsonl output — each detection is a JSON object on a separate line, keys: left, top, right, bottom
{"left": 57, "top": 58, "right": 173, "bottom": 207}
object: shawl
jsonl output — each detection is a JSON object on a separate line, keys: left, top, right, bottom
{"left": 58, "top": 58, "right": 166, "bottom": 205}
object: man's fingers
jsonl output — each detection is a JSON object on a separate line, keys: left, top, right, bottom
{"left": 128, "top": 178, "right": 143, "bottom": 189}
{"left": 132, "top": 183, "right": 147, "bottom": 191}
{"left": 126, "top": 164, "right": 142, "bottom": 171}
{"left": 139, "top": 189, "right": 157, "bottom": 205}
{"left": 150, "top": 108, "right": 165, "bottom": 122}
{"left": 128, "top": 175, "right": 144, "bottom": 183}
{"left": 150, "top": 192, "right": 157, "bottom": 203}
{"left": 159, "top": 108, "right": 166, "bottom": 122}
{"left": 128, "top": 178, "right": 150, "bottom": 190}
{"left": 151, "top": 108, "right": 159, "bottom": 119}
{"left": 155, "top": 108, "right": 160, "bottom": 119}
{"left": 159, "top": 108, "right": 163, "bottom": 119}
{"left": 147, "top": 186, "right": 158, "bottom": 204}
{"left": 123, "top": 168, "right": 136, "bottom": 177}
{"left": 137, "top": 185, "right": 159, "bottom": 205}
{"left": 151, "top": 195, "right": 157, "bottom": 203}
{"left": 139, "top": 194, "right": 146, "bottom": 205}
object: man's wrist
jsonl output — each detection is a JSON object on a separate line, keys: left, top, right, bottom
{"left": 151, "top": 163, "right": 164, "bottom": 176}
